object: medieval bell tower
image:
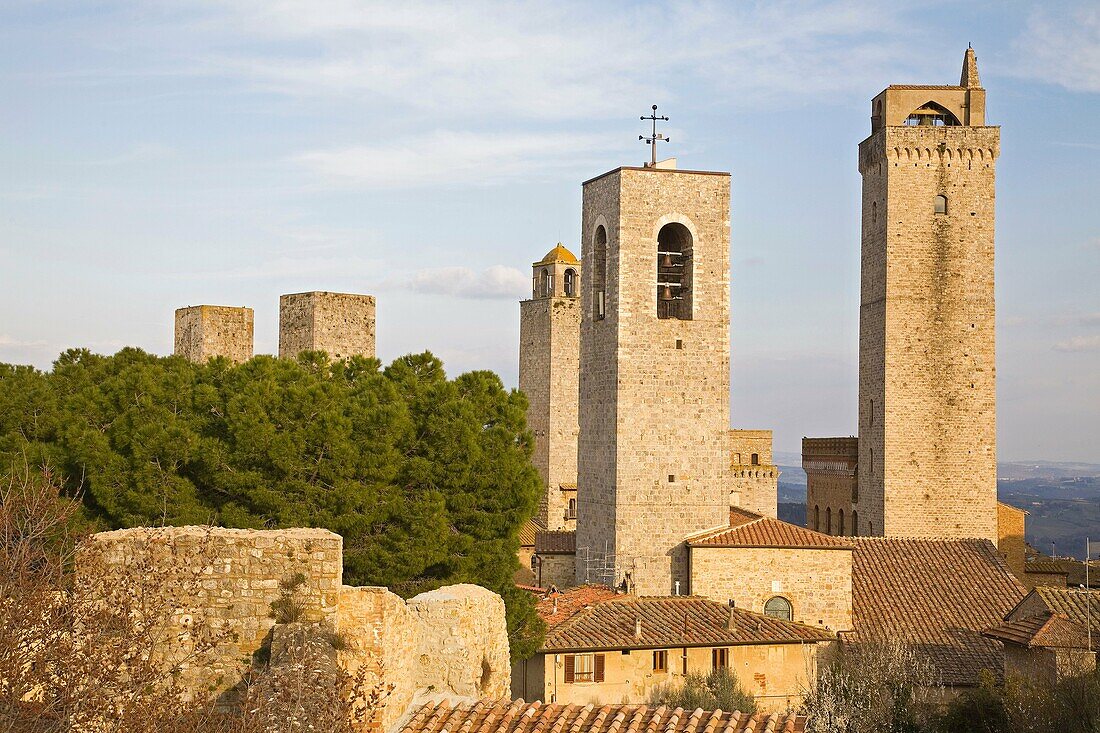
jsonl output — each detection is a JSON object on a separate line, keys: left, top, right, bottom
{"left": 857, "top": 48, "right": 999, "bottom": 542}
{"left": 575, "top": 161, "right": 732, "bottom": 596}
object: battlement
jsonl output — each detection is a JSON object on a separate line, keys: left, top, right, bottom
{"left": 859, "top": 125, "right": 1000, "bottom": 173}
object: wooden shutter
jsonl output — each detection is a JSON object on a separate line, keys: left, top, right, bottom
{"left": 564, "top": 655, "right": 575, "bottom": 683}
{"left": 594, "top": 654, "right": 605, "bottom": 683}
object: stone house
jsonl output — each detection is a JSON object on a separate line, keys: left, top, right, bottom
{"left": 984, "top": 612, "right": 1096, "bottom": 685}
{"left": 511, "top": 586, "right": 833, "bottom": 712}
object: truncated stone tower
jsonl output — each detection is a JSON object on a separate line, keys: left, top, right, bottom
{"left": 857, "top": 48, "right": 998, "bottom": 541}
{"left": 174, "top": 305, "right": 254, "bottom": 364}
{"left": 279, "top": 291, "right": 376, "bottom": 361}
{"left": 575, "top": 163, "right": 731, "bottom": 595}
{"left": 519, "top": 244, "right": 582, "bottom": 531}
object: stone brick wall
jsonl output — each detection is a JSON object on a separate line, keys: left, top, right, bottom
{"left": 858, "top": 122, "right": 1000, "bottom": 543}
{"left": 279, "top": 291, "right": 376, "bottom": 361}
{"left": 997, "top": 501, "right": 1026, "bottom": 580}
{"left": 690, "top": 546, "right": 853, "bottom": 632}
{"left": 80, "top": 527, "right": 509, "bottom": 730}
{"left": 538, "top": 553, "right": 577, "bottom": 590}
{"left": 519, "top": 292, "right": 580, "bottom": 532}
{"left": 803, "top": 437, "right": 859, "bottom": 535}
{"left": 728, "top": 430, "right": 778, "bottom": 518}
{"left": 174, "top": 305, "right": 254, "bottom": 364}
{"left": 576, "top": 166, "right": 732, "bottom": 596}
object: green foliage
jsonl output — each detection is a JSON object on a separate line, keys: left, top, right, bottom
{"left": 937, "top": 667, "right": 1100, "bottom": 733}
{"left": 0, "top": 348, "right": 543, "bottom": 657}
{"left": 650, "top": 668, "right": 757, "bottom": 714}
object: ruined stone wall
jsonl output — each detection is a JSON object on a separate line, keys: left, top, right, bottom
{"left": 577, "top": 167, "right": 731, "bottom": 596}
{"left": 858, "top": 125, "right": 999, "bottom": 542}
{"left": 728, "top": 430, "right": 778, "bottom": 518}
{"left": 519, "top": 295, "right": 580, "bottom": 531}
{"left": 279, "top": 291, "right": 376, "bottom": 361}
{"left": 81, "top": 527, "right": 509, "bottom": 730}
{"left": 690, "top": 546, "right": 853, "bottom": 632}
{"left": 174, "top": 305, "right": 254, "bottom": 364}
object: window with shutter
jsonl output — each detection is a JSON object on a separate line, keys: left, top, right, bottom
{"left": 594, "top": 654, "right": 605, "bottom": 683}
{"left": 564, "top": 655, "right": 575, "bottom": 683}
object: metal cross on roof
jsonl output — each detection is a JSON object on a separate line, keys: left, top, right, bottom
{"left": 639, "top": 104, "right": 669, "bottom": 167}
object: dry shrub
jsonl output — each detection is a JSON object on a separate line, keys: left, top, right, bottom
{"left": 0, "top": 463, "right": 383, "bottom": 733}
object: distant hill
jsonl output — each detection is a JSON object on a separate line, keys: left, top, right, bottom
{"left": 772, "top": 455, "right": 1099, "bottom": 560}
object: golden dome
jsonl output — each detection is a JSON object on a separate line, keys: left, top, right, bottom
{"left": 534, "top": 243, "right": 579, "bottom": 266}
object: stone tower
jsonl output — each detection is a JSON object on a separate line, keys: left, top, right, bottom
{"left": 174, "top": 305, "right": 254, "bottom": 364}
{"left": 575, "top": 162, "right": 731, "bottom": 596}
{"left": 279, "top": 292, "right": 376, "bottom": 361}
{"left": 519, "top": 244, "right": 582, "bottom": 531}
{"left": 857, "top": 48, "right": 998, "bottom": 542}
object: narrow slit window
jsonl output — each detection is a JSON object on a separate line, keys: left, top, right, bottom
{"left": 593, "top": 226, "right": 607, "bottom": 320}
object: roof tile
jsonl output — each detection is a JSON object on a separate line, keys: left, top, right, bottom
{"left": 688, "top": 508, "right": 851, "bottom": 549}
{"left": 536, "top": 530, "right": 576, "bottom": 555}
{"left": 984, "top": 612, "right": 1093, "bottom": 649}
{"left": 399, "top": 700, "right": 805, "bottom": 733}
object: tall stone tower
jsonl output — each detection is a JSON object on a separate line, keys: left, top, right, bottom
{"left": 174, "top": 305, "right": 254, "bottom": 364}
{"left": 857, "top": 48, "right": 998, "bottom": 542}
{"left": 279, "top": 292, "right": 376, "bottom": 361}
{"left": 575, "top": 163, "right": 731, "bottom": 596}
{"left": 519, "top": 244, "right": 581, "bottom": 531}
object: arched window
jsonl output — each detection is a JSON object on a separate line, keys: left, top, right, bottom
{"left": 826, "top": 508, "right": 832, "bottom": 535}
{"left": 764, "top": 596, "right": 793, "bottom": 622}
{"left": 539, "top": 268, "right": 552, "bottom": 297}
{"left": 814, "top": 505, "right": 820, "bottom": 532}
{"left": 593, "top": 226, "right": 607, "bottom": 320}
{"left": 733, "top": 452, "right": 741, "bottom": 465}
{"left": 750, "top": 453, "right": 759, "bottom": 466}
{"left": 838, "top": 509, "right": 845, "bottom": 536}
{"left": 567, "top": 497, "right": 577, "bottom": 520}
{"left": 564, "top": 268, "right": 577, "bottom": 297}
{"left": 903, "top": 101, "right": 961, "bottom": 127}
{"left": 852, "top": 511, "right": 859, "bottom": 537}
{"left": 656, "top": 222, "right": 693, "bottom": 320}
{"left": 934, "top": 195, "right": 948, "bottom": 214}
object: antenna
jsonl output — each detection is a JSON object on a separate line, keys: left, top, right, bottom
{"left": 639, "top": 104, "right": 669, "bottom": 167}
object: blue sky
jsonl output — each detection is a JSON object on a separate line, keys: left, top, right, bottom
{"left": 1, "top": 1, "right": 1097, "bottom": 462}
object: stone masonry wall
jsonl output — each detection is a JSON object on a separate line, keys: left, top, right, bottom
{"left": 279, "top": 291, "right": 376, "bottom": 361}
{"left": 577, "top": 167, "right": 731, "bottom": 596}
{"left": 728, "top": 430, "right": 778, "bottom": 518}
{"left": 81, "top": 527, "right": 509, "bottom": 730}
{"left": 858, "top": 124, "right": 999, "bottom": 543}
{"left": 174, "top": 305, "right": 254, "bottom": 364}
{"left": 803, "top": 437, "right": 859, "bottom": 535}
{"left": 519, "top": 295, "right": 580, "bottom": 531}
{"left": 691, "top": 545, "right": 853, "bottom": 632}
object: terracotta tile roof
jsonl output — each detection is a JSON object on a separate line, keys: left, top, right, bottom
{"left": 518, "top": 519, "right": 542, "bottom": 548}
{"left": 559, "top": 482, "right": 577, "bottom": 491}
{"left": 984, "top": 612, "right": 1093, "bottom": 650}
{"left": 400, "top": 699, "right": 806, "bottom": 733}
{"left": 536, "top": 585, "right": 621, "bottom": 627}
{"left": 535, "top": 530, "right": 576, "bottom": 555}
{"left": 886, "top": 84, "right": 965, "bottom": 90}
{"left": 538, "top": 589, "right": 832, "bottom": 652}
{"left": 850, "top": 538, "right": 1027, "bottom": 686}
{"left": 1023, "top": 560, "right": 1068, "bottom": 576}
{"left": 688, "top": 508, "right": 851, "bottom": 549}
{"left": 1030, "top": 587, "right": 1100, "bottom": 627}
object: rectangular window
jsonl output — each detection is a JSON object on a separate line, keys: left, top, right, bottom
{"left": 712, "top": 648, "right": 729, "bottom": 670}
{"left": 653, "top": 650, "right": 668, "bottom": 673}
{"left": 564, "top": 653, "right": 603, "bottom": 683}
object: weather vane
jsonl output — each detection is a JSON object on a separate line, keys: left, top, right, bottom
{"left": 639, "top": 104, "right": 669, "bottom": 167}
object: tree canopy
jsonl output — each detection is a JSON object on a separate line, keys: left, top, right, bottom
{"left": 0, "top": 348, "right": 545, "bottom": 658}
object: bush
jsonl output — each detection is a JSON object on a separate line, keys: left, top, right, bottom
{"left": 650, "top": 668, "right": 757, "bottom": 714}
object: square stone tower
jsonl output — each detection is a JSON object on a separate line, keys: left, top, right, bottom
{"left": 575, "top": 163, "right": 731, "bottom": 596}
{"left": 519, "top": 244, "right": 582, "bottom": 531}
{"left": 174, "top": 305, "right": 254, "bottom": 364}
{"left": 279, "top": 292, "right": 376, "bottom": 361}
{"left": 857, "top": 48, "right": 998, "bottom": 542}
{"left": 728, "top": 429, "right": 779, "bottom": 518}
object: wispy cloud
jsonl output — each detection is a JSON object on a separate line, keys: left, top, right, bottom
{"left": 1053, "top": 334, "right": 1100, "bottom": 353}
{"left": 386, "top": 265, "right": 528, "bottom": 300}
{"left": 294, "top": 130, "right": 620, "bottom": 188}
{"left": 1013, "top": 7, "right": 1100, "bottom": 93}
{"left": 0, "top": 335, "right": 48, "bottom": 348}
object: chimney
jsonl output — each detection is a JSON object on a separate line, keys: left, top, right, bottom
{"left": 674, "top": 581, "right": 681, "bottom": 596}
{"left": 635, "top": 617, "right": 643, "bottom": 639}
{"left": 727, "top": 607, "right": 737, "bottom": 632}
